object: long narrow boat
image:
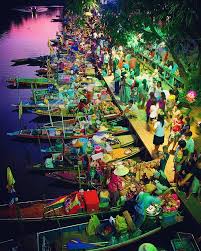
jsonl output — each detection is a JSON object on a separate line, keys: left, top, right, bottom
{"left": 7, "top": 78, "right": 50, "bottom": 87}
{"left": 41, "top": 134, "right": 135, "bottom": 153}
{"left": 36, "top": 209, "right": 182, "bottom": 251}
{"left": 33, "top": 145, "right": 141, "bottom": 172}
{"left": 7, "top": 124, "right": 129, "bottom": 141}
{"left": 40, "top": 146, "right": 141, "bottom": 174}
{"left": 31, "top": 106, "right": 121, "bottom": 120}
{"left": 12, "top": 99, "right": 66, "bottom": 109}
{"left": 0, "top": 191, "right": 121, "bottom": 222}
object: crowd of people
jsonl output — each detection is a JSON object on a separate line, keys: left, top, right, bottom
{"left": 93, "top": 33, "right": 201, "bottom": 202}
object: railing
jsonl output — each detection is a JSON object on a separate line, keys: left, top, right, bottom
{"left": 136, "top": 52, "right": 185, "bottom": 88}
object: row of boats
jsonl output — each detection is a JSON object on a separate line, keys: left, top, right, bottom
{"left": 1, "top": 8, "right": 185, "bottom": 251}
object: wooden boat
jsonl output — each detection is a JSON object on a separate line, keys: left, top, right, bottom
{"left": 51, "top": 18, "right": 64, "bottom": 22}
{"left": 7, "top": 77, "right": 50, "bottom": 88}
{"left": 41, "top": 146, "right": 141, "bottom": 173}
{"left": 0, "top": 191, "right": 121, "bottom": 222}
{"left": 36, "top": 208, "right": 182, "bottom": 251}
{"left": 31, "top": 106, "right": 121, "bottom": 120}
{"left": 41, "top": 134, "right": 135, "bottom": 153}
{"left": 35, "top": 68, "right": 48, "bottom": 75}
{"left": 6, "top": 125, "right": 129, "bottom": 141}
{"left": 11, "top": 55, "right": 47, "bottom": 65}
{"left": 12, "top": 99, "right": 66, "bottom": 109}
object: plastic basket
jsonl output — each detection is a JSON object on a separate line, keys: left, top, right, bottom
{"left": 171, "top": 232, "right": 200, "bottom": 251}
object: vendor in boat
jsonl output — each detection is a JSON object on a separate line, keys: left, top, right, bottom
{"left": 134, "top": 191, "right": 162, "bottom": 228}
{"left": 108, "top": 165, "right": 129, "bottom": 206}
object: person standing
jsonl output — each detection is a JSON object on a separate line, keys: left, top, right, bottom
{"left": 153, "top": 114, "right": 166, "bottom": 155}
{"left": 167, "top": 114, "right": 184, "bottom": 153}
{"left": 166, "top": 89, "right": 176, "bottom": 119}
{"left": 184, "top": 131, "right": 195, "bottom": 159}
{"left": 114, "top": 67, "right": 121, "bottom": 95}
{"left": 119, "top": 74, "right": 132, "bottom": 104}
{"left": 154, "top": 82, "right": 162, "bottom": 101}
{"left": 145, "top": 92, "right": 156, "bottom": 130}
{"left": 173, "top": 139, "right": 188, "bottom": 184}
{"left": 158, "top": 91, "right": 166, "bottom": 112}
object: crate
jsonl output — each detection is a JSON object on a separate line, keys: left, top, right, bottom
{"left": 171, "top": 232, "right": 200, "bottom": 251}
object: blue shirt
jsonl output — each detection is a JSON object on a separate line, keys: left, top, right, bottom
{"left": 135, "top": 192, "right": 161, "bottom": 215}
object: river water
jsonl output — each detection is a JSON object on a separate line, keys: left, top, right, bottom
{"left": 0, "top": 6, "right": 74, "bottom": 205}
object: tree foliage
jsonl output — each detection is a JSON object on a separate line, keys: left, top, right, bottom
{"left": 102, "top": 0, "right": 201, "bottom": 92}
{"left": 65, "top": 0, "right": 98, "bottom": 15}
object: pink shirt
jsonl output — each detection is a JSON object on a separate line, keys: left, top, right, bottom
{"left": 108, "top": 174, "right": 123, "bottom": 192}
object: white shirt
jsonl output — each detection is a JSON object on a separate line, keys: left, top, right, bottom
{"left": 154, "top": 121, "right": 165, "bottom": 137}
{"left": 150, "top": 105, "right": 158, "bottom": 119}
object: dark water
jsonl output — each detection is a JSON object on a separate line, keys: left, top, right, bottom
{"left": 0, "top": 6, "right": 75, "bottom": 205}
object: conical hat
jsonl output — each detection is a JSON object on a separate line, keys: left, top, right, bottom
{"left": 114, "top": 164, "right": 129, "bottom": 176}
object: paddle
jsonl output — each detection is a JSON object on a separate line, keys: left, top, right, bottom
{"left": 66, "top": 239, "right": 109, "bottom": 250}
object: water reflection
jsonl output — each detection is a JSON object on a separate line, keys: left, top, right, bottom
{"left": 0, "top": 6, "right": 66, "bottom": 210}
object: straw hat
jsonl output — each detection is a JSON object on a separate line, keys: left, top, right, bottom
{"left": 138, "top": 243, "right": 158, "bottom": 251}
{"left": 114, "top": 164, "right": 129, "bottom": 177}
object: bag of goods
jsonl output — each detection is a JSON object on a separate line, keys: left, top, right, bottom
{"left": 86, "top": 215, "right": 100, "bottom": 236}
{"left": 115, "top": 215, "right": 128, "bottom": 233}
{"left": 64, "top": 192, "right": 84, "bottom": 215}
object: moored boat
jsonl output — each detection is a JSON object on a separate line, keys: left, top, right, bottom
{"left": 41, "top": 134, "right": 135, "bottom": 153}
{"left": 32, "top": 145, "right": 141, "bottom": 172}
{"left": 7, "top": 77, "right": 51, "bottom": 88}
{"left": 6, "top": 125, "right": 129, "bottom": 141}
{"left": 36, "top": 205, "right": 182, "bottom": 251}
{"left": 0, "top": 190, "right": 121, "bottom": 222}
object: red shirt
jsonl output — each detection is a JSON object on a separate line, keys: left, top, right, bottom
{"left": 172, "top": 118, "right": 184, "bottom": 132}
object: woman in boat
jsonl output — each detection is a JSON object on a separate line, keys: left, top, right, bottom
{"left": 108, "top": 165, "right": 129, "bottom": 206}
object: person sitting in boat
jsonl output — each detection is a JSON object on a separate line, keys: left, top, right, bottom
{"left": 31, "top": 6, "right": 37, "bottom": 14}
{"left": 45, "top": 157, "right": 54, "bottom": 169}
{"left": 134, "top": 191, "right": 162, "bottom": 228}
{"left": 108, "top": 165, "right": 129, "bottom": 206}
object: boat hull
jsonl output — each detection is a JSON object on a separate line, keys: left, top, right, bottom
{"left": 0, "top": 199, "right": 120, "bottom": 223}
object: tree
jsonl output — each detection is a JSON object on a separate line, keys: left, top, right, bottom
{"left": 65, "top": 0, "right": 98, "bottom": 15}
{"left": 102, "top": 0, "right": 201, "bottom": 96}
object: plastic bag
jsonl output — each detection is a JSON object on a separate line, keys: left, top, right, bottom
{"left": 115, "top": 215, "right": 128, "bottom": 233}
{"left": 86, "top": 215, "right": 100, "bottom": 236}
